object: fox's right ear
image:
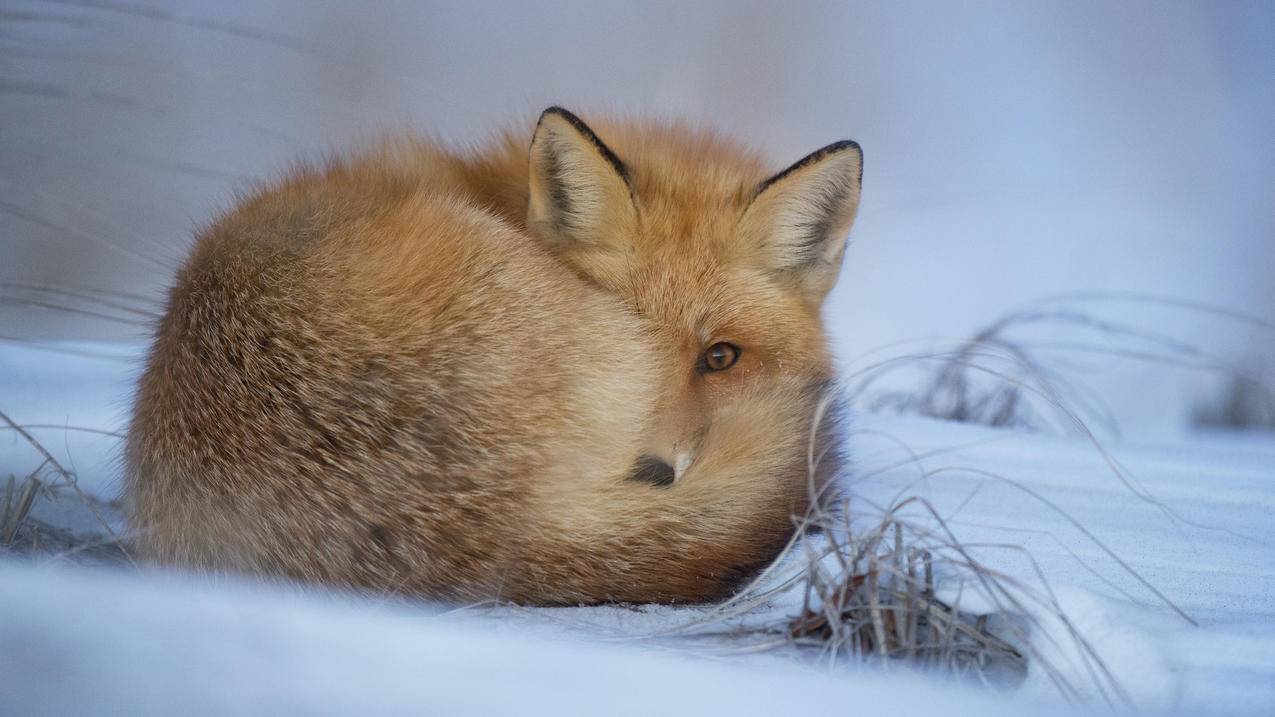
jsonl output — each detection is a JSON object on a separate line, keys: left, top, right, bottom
{"left": 527, "top": 107, "right": 637, "bottom": 252}
{"left": 738, "top": 140, "right": 863, "bottom": 305}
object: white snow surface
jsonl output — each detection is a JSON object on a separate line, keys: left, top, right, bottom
{"left": 1, "top": 562, "right": 1080, "bottom": 717}
{"left": 1, "top": 341, "right": 1273, "bottom": 716}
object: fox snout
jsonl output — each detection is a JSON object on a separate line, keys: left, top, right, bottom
{"left": 627, "top": 440, "right": 702, "bottom": 487}
{"left": 627, "top": 446, "right": 700, "bottom": 487}
{"left": 627, "top": 455, "right": 676, "bottom": 486}
{"left": 629, "top": 408, "right": 710, "bottom": 487}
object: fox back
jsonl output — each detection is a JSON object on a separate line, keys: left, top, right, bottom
{"left": 126, "top": 108, "right": 862, "bottom": 604}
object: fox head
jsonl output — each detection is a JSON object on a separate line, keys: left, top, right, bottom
{"left": 525, "top": 107, "right": 862, "bottom": 488}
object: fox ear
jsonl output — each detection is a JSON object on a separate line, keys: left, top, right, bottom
{"left": 527, "top": 107, "right": 636, "bottom": 251}
{"left": 739, "top": 140, "right": 862, "bottom": 304}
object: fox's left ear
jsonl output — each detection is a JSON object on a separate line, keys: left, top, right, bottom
{"left": 739, "top": 140, "right": 862, "bottom": 304}
{"left": 527, "top": 107, "right": 637, "bottom": 254}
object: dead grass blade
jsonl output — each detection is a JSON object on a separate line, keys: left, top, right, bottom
{"left": 0, "top": 408, "right": 133, "bottom": 564}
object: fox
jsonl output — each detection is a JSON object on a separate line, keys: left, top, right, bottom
{"left": 125, "top": 107, "right": 863, "bottom": 605}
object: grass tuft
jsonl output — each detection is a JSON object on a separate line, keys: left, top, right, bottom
{"left": 0, "top": 411, "right": 131, "bottom": 564}
{"left": 851, "top": 293, "right": 1275, "bottom": 436}
{"left": 1192, "top": 360, "right": 1275, "bottom": 431}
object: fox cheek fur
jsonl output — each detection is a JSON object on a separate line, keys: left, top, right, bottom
{"left": 125, "top": 106, "right": 863, "bottom": 605}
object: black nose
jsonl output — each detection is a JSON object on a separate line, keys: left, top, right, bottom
{"left": 627, "top": 455, "right": 675, "bottom": 487}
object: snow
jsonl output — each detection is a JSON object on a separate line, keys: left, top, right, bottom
{"left": 0, "top": 562, "right": 1074, "bottom": 717}
{"left": 2, "top": 341, "right": 1273, "bottom": 715}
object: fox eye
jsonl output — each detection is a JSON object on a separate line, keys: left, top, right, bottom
{"left": 701, "top": 342, "right": 741, "bottom": 372}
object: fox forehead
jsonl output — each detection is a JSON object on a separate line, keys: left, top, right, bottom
{"left": 630, "top": 189, "right": 753, "bottom": 255}
{"left": 588, "top": 118, "right": 771, "bottom": 199}
{"left": 613, "top": 207, "right": 815, "bottom": 343}
{"left": 622, "top": 251, "right": 820, "bottom": 354}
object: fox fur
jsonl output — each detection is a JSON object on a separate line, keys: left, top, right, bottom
{"left": 125, "top": 108, "right": 863, "bottom": 604}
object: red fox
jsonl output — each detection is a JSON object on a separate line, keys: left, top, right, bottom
{"left": 125, "top": 107, "right": 862, "bottom": 604}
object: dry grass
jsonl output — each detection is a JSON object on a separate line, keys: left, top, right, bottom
{"left": 1192, "top": 361, "right": 1275, "bottom": 431}
{"left": 852, "top": 293, "right": 1275, "bottom": 437}
{"left": 785, "top": 508, "right": 1030, "bottom": 683}
{"left": 663, "top": 487, "right": 1084, "bottom": 697}
{"left": 0, "top": 410, "right": 131, "bottom": 565}
{"left": 1, "top": 473, "right": 40, "bottom": 544}
{"left": 0, "top": 280, "right": 158, "bottom": 324}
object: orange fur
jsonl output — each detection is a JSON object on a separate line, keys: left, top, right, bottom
{"left": 126, "top": 108, "right": 862, "bottom": 604}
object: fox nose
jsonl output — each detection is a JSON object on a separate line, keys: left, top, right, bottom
{"left": 627, "top": 455, "right": 675, "bottom": 487}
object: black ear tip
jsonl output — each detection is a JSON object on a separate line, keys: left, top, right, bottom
{"left": 530, "top": 106, "right": 632, "bottom": 187}
{"left": 756, "top": 138, "right": 864, "bottom": 195}
{"left": 537, "top": 106, "right": 582, "bottom": 128}
{"left": 827, "top": 139, "right": 863, "bottom": 161}
{"left": 825, "top": 140, "right": 863, "bottom": 184}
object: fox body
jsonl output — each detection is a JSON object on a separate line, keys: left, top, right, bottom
{"left": 126, "top": 108, "right": 863, "bottom": 604}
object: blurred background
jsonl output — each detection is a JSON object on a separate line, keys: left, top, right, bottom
{"left": 1, "top": 0, "right": 1272, "bottom": 439}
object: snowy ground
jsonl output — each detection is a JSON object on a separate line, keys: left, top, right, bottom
{"left": 1, "top": 342, "right": 1273, "bottom": 715}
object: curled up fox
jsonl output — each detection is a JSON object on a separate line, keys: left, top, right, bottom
{"left": 125, "top": 107, "right": 863, "bottom": 605}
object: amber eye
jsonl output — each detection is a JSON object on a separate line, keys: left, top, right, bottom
{"left": 701, "top": 342, "right": 741, "bottom": 372}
